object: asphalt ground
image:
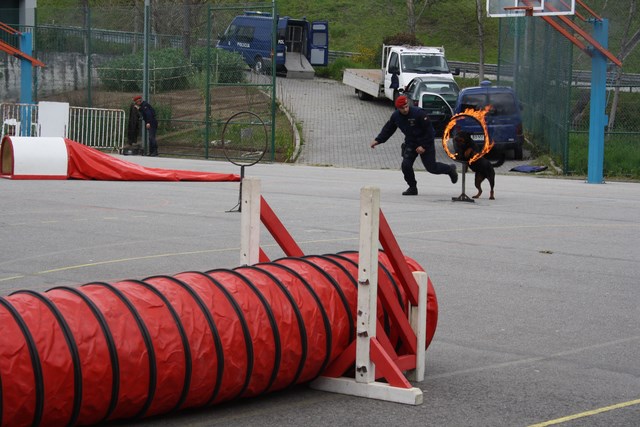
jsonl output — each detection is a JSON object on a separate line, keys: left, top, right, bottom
{"left": 1, "top": 154, "right": 639, "bottom": 426}
{"left": 1, "top": 75, "right": 639, "bottom": 426}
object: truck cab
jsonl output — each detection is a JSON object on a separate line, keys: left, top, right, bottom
{"left": 382, "top": 45, "right": 459, "bottom": 101}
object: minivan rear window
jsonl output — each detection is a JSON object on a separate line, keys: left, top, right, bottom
{"left": 460, "top": 92, "right": 518, "bottom": 116}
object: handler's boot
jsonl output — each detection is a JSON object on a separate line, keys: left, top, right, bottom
{"left": 402, "top": 186, "right": 418, "bottom": 196}
{"left": 449, "top": 164, "right": 458, "bottom": 184}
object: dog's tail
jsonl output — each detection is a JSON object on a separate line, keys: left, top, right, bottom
{"left": 491, "top": 152, "right": 506, "bottom": 168}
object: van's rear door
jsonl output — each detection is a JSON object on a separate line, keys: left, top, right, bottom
{"left": 309, "top": 20, "right": 328, "bottom": 66}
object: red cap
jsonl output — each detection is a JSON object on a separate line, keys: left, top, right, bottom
{"left": 133, "top": 95, "right": 142, "bottom": 102}
{"left": 395, "top": 95, "right": 408, "bottom": 109}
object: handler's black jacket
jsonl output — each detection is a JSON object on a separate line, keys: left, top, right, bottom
{"left": 139, "top": 101, "right": 157, "bottom": 127}
{"left": 374, "top": 106, "right": 435, "bottom": 149}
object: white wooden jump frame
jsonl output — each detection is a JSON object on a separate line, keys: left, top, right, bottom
{"left": 239, "top": 178, "right": 427, "bottom": 405}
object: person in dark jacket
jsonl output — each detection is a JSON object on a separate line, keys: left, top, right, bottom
{"left": 370, "top": 95, "right": 458, "bottom": 195}
{"left": 126, "top": 101, "right": 141, "bottom": 146}
{"left": 133, "top": 95, "right": 158, "bottom": 156}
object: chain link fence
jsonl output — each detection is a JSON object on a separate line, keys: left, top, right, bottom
{"left": 1, "top": 3, "right": 295, "bottom": 162}
{"left": 496, "top": 2, "right": 640, "bottom": 178}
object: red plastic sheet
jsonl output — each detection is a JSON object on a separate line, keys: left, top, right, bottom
{"left": 65, "top": 138, "right": 240, "bottom": 182}
{"left": 0, "top": 253, "right": 438, "bottom": 426}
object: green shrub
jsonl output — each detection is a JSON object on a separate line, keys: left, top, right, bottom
{"left": 97, "top": 54, "right": 143, "bottom": 91}
{"left": 382, "top": 33, "right": 424, "bottom": 47}
{"left": 98, "top": 48, "right": 195, "bottom": 92}
{"left": 315, "top": 56, "right": 371, "bottom": 80}
{"left": 190, "top": 47, "right": 247, "bottom": 84}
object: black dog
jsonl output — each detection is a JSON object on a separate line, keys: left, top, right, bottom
{"left": 453, "top": 131, "right": 505, "bottom": 200}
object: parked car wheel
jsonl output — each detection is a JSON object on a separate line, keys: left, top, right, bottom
{"left": 356, "top": 89, "right": 372, "bottom": 101}
{"left": 514, "top": 142, "right": 524, "bottom": 160}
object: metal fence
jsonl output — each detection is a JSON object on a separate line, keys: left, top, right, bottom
{"left": 496, "top": 2, "right": 640, "bottom": 177}
{"left": 0, "top": 3, "right": 286, "bottom": 162}
{"left": 0, "top": 103, "right": 39, "bottom": 139}
{"left": 68, "top": 106, "right": 125, "bottom": 151}
{"left": 1, "top": 102, "right": 125, "bottom": 150}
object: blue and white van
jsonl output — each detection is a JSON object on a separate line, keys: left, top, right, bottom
{"left": 453, "top": 81, "right": 525, "bottom": 159}
{"left": 217, "top": 11, "right": 329, "bottom": 77}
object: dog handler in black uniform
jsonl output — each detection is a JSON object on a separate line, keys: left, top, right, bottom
{"left": 371, "top": 95, "right": 458, "bottom": 195}
{"left": 133, "top": 95, "right": 158, "bottom": 156}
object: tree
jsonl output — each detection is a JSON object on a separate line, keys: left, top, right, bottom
{"left": 405, "top": 0, "right": 442, "bottom": 35}
{"left": 608, "top": 0, "right": 639, "bottom": 130}
{"left": 475, "top": 0, "right": 485, "bottom": 81}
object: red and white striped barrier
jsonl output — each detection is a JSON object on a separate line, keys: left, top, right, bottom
{"left": 0, "top": 136, "right": 68, "bottom": 179}
{"left": 0, "top": 136, "right": 240, "bottom": 182}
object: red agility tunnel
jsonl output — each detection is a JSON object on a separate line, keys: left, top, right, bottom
{"left": 0, "top": 251, "right": 438, "bottom": 427}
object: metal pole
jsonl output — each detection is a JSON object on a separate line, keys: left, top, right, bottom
{"left": 205, "top": 5, "right": 212, "bottom": 159}
{"left": 19, "top": 32, "right": 34, "bottom": 136}
{"left": 142, "top": 0, "right": 150, "bottom": 155}
{"left": 86, "top": 6, "right": 92, "bottom": 108}
{"left": 586, "top": 18, "right": 608, "bottom": 184}
{"left": 270, "top": 0, "right": 277, "bottom": 162}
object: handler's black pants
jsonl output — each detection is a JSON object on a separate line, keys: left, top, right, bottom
{"left": 401, "top": 143, "right": 451, "bottom": 187}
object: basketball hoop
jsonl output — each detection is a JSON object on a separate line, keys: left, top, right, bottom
{"left": 503, "top": 6, "right": 534, "bottom": 17}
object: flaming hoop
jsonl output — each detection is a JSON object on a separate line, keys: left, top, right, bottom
{"left": 442, "top": 106, "right": 493, "bottom": 164}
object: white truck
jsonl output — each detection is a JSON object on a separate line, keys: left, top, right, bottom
{"left": 342, "top": 44, "right": 459, "bottom": 101}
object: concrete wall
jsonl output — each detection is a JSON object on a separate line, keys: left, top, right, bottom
{"left": 0, "top": 52, "right": 111, "bottom": 102}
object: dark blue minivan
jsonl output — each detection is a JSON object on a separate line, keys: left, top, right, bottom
{"left": 453, "top": 81, "right": 525, "bottom": 159}
{"left": 217, "top": 12, "right": 329, "bottom": 76}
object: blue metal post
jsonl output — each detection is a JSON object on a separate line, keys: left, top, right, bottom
{"left": 586, "top": 19, "right": 608, "bottom": 184}
{"left": 19, "top": 32, "right": 34, "bottom": 136}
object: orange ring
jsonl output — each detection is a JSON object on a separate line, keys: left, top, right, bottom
{"left": 442, "top": 107, "right": 493, "bottom": 164}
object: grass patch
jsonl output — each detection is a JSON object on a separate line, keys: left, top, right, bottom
{"left": 568, "top": 132, "right": 640, "bottom": 180}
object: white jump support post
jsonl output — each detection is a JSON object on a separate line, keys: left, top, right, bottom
{"left": 240, "top": 177, "right": 261, "bottom": 266}
{"left": 408, "top": 270, "right": 428, "bottom": 382}
{"left": 356, "top": 186, "right": 381, "bottom": 384}
{"left": 310, "top": 186, "right": 425, "bottom": 405}
{"left": 239, "top": 182, "right": 428, "bottom": 403}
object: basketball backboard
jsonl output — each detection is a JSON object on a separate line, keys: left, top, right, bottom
{"left": 486, "top": 0, "right": 575, "bottom": 17}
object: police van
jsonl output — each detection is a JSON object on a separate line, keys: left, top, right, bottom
{"left": 217, "top": 11, "right": 329, "bottom": 78}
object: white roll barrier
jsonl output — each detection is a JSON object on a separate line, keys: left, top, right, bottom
{"left": 1, "top": 136, "right": 69, "bottom": 180}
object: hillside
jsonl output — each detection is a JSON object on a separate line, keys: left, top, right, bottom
{"left": 276, "top": 0, "right": 639, "bottom": 71}
{"left": 276, "top": 0, "right": 498, "bottom": 63}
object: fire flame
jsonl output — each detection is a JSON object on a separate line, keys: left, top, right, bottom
{"left": 442, "top": 106, "right": 493, "bottom": 164}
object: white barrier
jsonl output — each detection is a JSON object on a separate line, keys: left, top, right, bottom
{"left": 0, "top": 136, "right": 68, "bottom": 179}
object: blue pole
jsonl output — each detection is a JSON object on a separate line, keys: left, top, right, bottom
{"left": 586, "top": 19, "right": 608, "bottom": 184}
{"left": 19, "top": 32, "right": 34, "bottom": 136}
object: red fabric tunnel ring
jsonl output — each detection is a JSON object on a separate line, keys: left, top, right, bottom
{"left": 141, "top": 274, "right": 224, "bottom": 410}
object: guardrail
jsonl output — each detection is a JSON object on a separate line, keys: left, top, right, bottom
{"left": 1, "top": 103, "right": 125, "bottom": 151}
{"left": 0, "top": 103, "right": 39, "bottom": 139}
{"left": 447, "top": 61, "right": 640, "bottom": 87}
{"left": 326, "top": 51, "right": 640, "bottom": 87}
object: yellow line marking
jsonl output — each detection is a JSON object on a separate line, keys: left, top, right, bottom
{"left": 0, "top": 275, "right": 26, "bottom": 282}
{"left": 528, "top": 398, "right": 640, "bottom": 426}
{"left": 1, "top": 222, "right": 638, "bottom": 283}
{"left": 429, "top": 336, "right": 640, "bottom": 380}
{"left": 36, "top": 247, "right": 240, "bottom": 274}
